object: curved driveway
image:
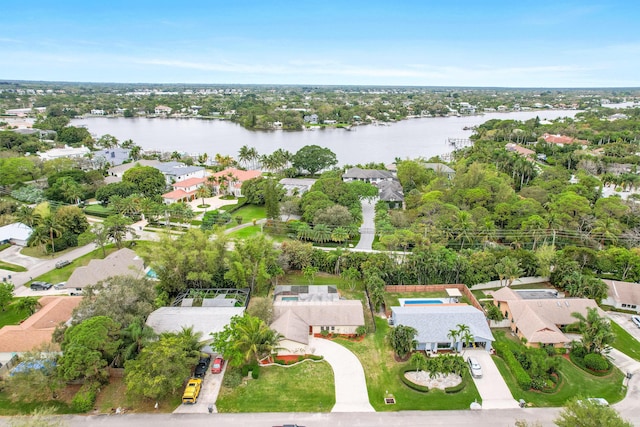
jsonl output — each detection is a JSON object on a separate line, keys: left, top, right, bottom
{"left": 309, "top": 337, "right": 375, "bottom": 412}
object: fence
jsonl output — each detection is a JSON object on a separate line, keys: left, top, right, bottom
{"left": 384, "top": 284, "right": 484, "bottom": 316}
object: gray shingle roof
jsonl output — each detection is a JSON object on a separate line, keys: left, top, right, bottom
{"left": 343, "top": 167, "right": 394, "bottom": 180}
{"left": 377, "top": 180, "right": 404, "bottom": 202}
{"left": 391, "top": 305, "right": 494, "bottom": 343}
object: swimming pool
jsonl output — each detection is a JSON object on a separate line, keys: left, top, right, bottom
{"left": 399, "top": 298, "right": 446, "bottom": 306}
{"left": 281, "top": 296, "right": 299, "bottom": 301}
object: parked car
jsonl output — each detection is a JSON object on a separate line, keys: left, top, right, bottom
{"left": 211, "top": 356, "right": 224, "bottom": 374}
{"left": 30, "top": 281, "right": 52, "bottom": 291}
{"left": 467, "top": 356, "right": 483, "bottom": 378}
{"left": 182, "top": 378, "right": 202, "bottom": 404}
{"left": 55, "top": 260, "right": 71, "bottom": 269}
{"left": 194, "top": 356, "right": 210, "bottom": 378}
{"left": 631, "top": 315, "right": 640, "bottom": 328}
{"left": 53, "top": 282, "right": 66, "bottom": 290}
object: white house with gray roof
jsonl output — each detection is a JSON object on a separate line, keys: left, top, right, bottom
{"left": 391, "top": 305, "right": 494, "bottom": 352}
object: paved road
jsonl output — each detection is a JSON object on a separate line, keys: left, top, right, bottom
{"left": 354, "top": 199, "right": 375, "bottom": 251}
{"left": 310, "top": 337, "right": 374, "bottom": 412}
{"left": 465, "top": 349, "right": 519, "bottom": 409}
{"left": 1, "top": 408, "right": 563, "bottom": 427}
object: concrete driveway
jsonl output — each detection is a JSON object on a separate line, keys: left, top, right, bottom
{"left": 173, "top": 360, "right": 226, "bottom": 414}
{"left": 464, "top": 349, "right": 519, "bottom": 409}
{"left": 309, "top": 337, "right": 374, "bottom": 412}
{"left": 607, "top": 312, "right": 640, "bottom": 342}
{"left": 355, "top": 199, "right": 375, "bottom": 251}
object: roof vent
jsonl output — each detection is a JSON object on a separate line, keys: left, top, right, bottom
{"left": 565, "top": 301, "right": 570, "bottom": 307}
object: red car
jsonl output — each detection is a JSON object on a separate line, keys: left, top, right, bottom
{"left": 211, "top": 356, "right": 224, "bottom": 374}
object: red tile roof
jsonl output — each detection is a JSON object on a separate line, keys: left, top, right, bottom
{"left": 0, "top": 296, "right": 82, "bottom": 352}
{"left": 161, "top": 189, "right": 190, "bottom": 200}
{"left": 172, "top": 177, "right": 207, "bottom": 188}
{"left": 542, "top": 133, "right": 583, "bottom": 145}
{"left": 212, "top": 168, "right": 261, "bottom": 182}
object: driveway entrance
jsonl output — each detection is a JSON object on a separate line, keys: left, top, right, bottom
{"left": 465, "top": 349, "right": 519, "bottom": 409}
{"left": 310, "top": 337, "right": 375, "bottom": 412}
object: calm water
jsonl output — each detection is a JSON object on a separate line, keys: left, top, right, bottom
{"left": 72, "top": 110, "right": 580, "bottom": 165}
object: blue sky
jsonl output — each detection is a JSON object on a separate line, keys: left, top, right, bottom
{"left": 1, "top": 1, "right": 639, "bottom": 87}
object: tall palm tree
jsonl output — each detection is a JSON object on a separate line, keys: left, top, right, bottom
{"left": 238, "top": 145, "right": 251, "bottom": 168}
{"left": 195, "top": 185, "right": 212, "bottom": 206}
{"left": 41, "top": 215, "right": 62, "bottom": 255}
{"left": 114, "top": 317, "right": 157, "bottom": 367}
{"left": 447, "top": 328, "right": 460, "bottom": 353}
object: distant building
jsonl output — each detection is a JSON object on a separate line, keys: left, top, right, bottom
{"left": 211, "top": 168, "right": 262, "bottom": 197}
{"left": 38, "top": 145, "right": 91, "bottom": 161}
{"left": 90, "top": 109, "right": 105, "bottom": 115}
{"left": 303, "top": 114, "right": 319, "bottom": 124}
{"left": 154, "top": 105, "right": 172, "bottom": 115}
{"left": 0, "top": 222, "right": 33, "bottom": 246}
{"left": 602, "top": 279, "right": 640, "bottom": 313}
{"left": 279, "top": 178, "right": 317, "bottom": 196}
{"left": 505, "top": 143, "right": 536, "bottom": 160}
{"left": 93, "top": 147, "right": 131, "bottom": 167}
{"left": 540, "top": 133, "right": 587, "bottom": 147}
{"left": 422, "top": 163, "right": 456, "bottom": 179}
{"left": 342, "top": 167, "right": 394, "bottom": 184}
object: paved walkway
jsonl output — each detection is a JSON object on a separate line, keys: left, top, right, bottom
{"left": 465, "top": 349, "right": 519, "bottom": 409}
{"left": 309, "top": 337, "right": 375, "bottom": 412}
{"left": 354, "top": 199, "right": 375, "bottom": 251}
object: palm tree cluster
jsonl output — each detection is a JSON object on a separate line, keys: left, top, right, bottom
{"left": 293, "top": 221, "right": 358, "bottom": 244}
{"left": 410, "top": 353, "right": 468, "bottom": 379}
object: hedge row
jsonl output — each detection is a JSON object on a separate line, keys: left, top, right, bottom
{"left": 71, "top": 382, "right": 100, "bottom": 413}
{"left": 400, "top": 368, "right": 429, "bottom": 393}
{"left": 445, "top": 372, "right": 467, "bottom": 394}
{"left": 494, "top": 342, "right": 532, "bottom": 390}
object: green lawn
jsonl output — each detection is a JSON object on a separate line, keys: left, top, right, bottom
{"left": 94, "top": 377, "right": 180, "bottom": 413}
{"left": 224, "top": 205, "right": 266, "bottom": 227}
{"left": 0, "top": 299, "right": 37, "bottom": 327}
{"left": 0, "top": 260, "right": 27, "bottom": 272}
{"left": 610, "top": 320, "right": 640, "bottom": 362}
{"left": 0, "top": 393, "right": 76, "bottom": 416}
{"left": 336, "top": 317, "right": 481, "bottom": 411}
{"left": 227, "top": 225, "right": 262, "bottom": 239}
{"left": 216, "top": 362, "right": 335, "bottom": 412}
{"left": 492, "top": 331, "right": 626, "bottom": 407}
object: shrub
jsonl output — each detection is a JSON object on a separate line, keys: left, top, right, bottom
{"left": 584, "top": 353, "right": 609, "bottom": 371}
{"left": 251, "top": 365, "right": 260, "bottom": 379}
{"left": 445, "top": 373, "right": 467, "bottom": 394}
{"left": 241, "top": 364, "right": 251, "bottom": 377}
{"left": 494, "top": 342, "right": 532, "bottom": 390}
{"left": 71, "top": 382, "right": 99, "bottom": 413}
{"left": 400, "top": 368, "right": 429, "bottom": 393}
{"left": 11, "top": 185, "right": 45, "bottom": 203}
{"left": 223, "top": 368, "right": 243, "bottom": 388}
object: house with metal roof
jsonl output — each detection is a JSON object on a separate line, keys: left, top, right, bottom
{"left": 0, "top": 222, "right": 33, "bottom": 246}
{"left": 391, "top": 305, "right": 494, "bottom": 353}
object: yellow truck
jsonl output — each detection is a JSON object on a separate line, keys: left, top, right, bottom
{"left": 182, "top": 378, "right": 202, "bottom": 404}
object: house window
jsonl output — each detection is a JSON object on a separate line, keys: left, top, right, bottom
{"left": 331, "top": 326, "right": 335, "bottom": 331}
{"left": 632, "top": 305, "right": 637, "bottom": 309}
{"left": 622, "top": 304, "right": 628, "bottom": 308}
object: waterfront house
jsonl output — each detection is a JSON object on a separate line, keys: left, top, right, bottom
{"left": 210, "top": 168, "right": 261, "bottom": 197}
{"left": 162, "top": 176, "right": 208, "bottom": 204}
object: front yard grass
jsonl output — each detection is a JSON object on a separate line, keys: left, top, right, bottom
{"left": 610, "top": 320, "right": 640, "bottom": 362}
{"left": 0, "top": 392, "right": 76, "bottom": 415}
{"left": 216, "top": 361, "right": 335, "bottom": 412}
{"left": 0, "top": 299, "right": 38, "bottom": 327}
{"left": 492, "top": 331, "right": 626, "bottom": 407}
{"left": 94, "top": 377, "right": 180, "bottom": 413}
{"left": 0, "top": 260, "right": 27, "bottom": 272}
{"left": 335, "top": 317, "right": 481, "bottom": 411}
{"left": 224, "top": 205, "right": 266, "bottom": 227}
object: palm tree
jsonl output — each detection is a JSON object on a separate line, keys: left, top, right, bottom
{"left": 15, "top": 206, "right": 39, "bottom": 227}
{"left": 195, "top": 185, "right": 212, "bottom": 206}
{"left": 15, "top": 296, "right": 40, "bottom": 315}
{"left": 456, "top": 324, "right": 473, "bottom": 354}
{"left": 447, "top": 328, "right": 460, "bottom": 353}
{"left": 41, "top": 215, "right": 62, "bottom": 255}
{"left": 238, "top": 145, "right": 251, "bottom": 168}
{"left": 312, "top": 224, "right": 332, "bottom": 243}
{"left": 231, "top": 316, "right": 283, "bottom": 364}
{"left": 571, "top": 308, "right": 615, "bottom": 355}
{"left": 410, "top": 352, "right": 427, "bottom": 379}
{"left": 129, "top": 145, "right": 142, "bottom": 161}
{"left": 331, "top": 227, "right": 349, "bottom": 244}
{"left": 114, "top": 317, "right": 157, "bottom": 367}
{"left": 295, "top": 222, "right": 312, "bottom": 241}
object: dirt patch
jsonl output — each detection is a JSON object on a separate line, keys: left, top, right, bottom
{"left": 404, "top": 371, "right": 462, "bottom": 390}
{"left": 56, "top": 384, "right": 82, "bottom": 403}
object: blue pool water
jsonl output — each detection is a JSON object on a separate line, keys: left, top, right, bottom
{"left": 282, "top": 296, "right": 299, "bottom": 301}
{"left": 401, "top": 298, "right": 446, "bottom": 305}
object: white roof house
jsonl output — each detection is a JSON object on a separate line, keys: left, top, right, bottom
{"left": 391, "top": 305, "right": 494, "bottom": 352}
{"left": 38, "top": 146, "right": 91, "bottom": 161}
{"left": 0, "top": 223, "right": 33, "bottom": 246}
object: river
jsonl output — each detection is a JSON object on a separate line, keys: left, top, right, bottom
{"left": 72, "top": 110, "right": 580, "bottom": 165}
